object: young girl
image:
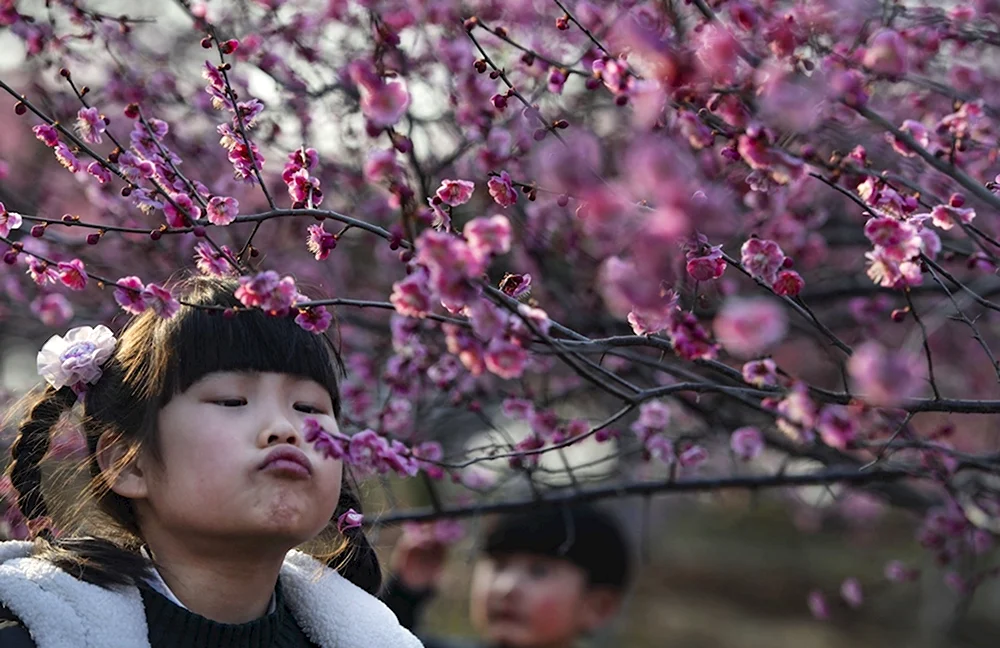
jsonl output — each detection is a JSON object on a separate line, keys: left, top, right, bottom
{"left": 0, "top": 276, "right": 422, "bottom": 647}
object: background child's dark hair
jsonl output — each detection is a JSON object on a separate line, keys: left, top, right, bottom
{"left": 6, "top": 275, "right": 382, "bottom": 594}
{"left": 482, "top": 502, "right": 631, "bottom": 590}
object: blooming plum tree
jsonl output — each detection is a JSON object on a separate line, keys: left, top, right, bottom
{"left": 1, "top": 0, "right": 1000, "bottom": 625}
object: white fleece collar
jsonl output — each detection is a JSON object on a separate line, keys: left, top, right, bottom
{"left": 0, "top": 541, "right": 422, "bottom": 648}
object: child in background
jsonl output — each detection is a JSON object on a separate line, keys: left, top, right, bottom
{"left": 0, "top": 276, "right": 421, "bottom": 648}
{"left": 381, "top": 502, "right": 631, "bottom": 648}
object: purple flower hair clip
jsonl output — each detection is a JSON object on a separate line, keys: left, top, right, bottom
{"left": 36, "top": 325, "right": 117, "bottom": 396}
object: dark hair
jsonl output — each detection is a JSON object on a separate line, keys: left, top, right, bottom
{"left": 7, "top": 275, "right": 381, "bottom": 594}
{"left": 482, "top": 502, "right": 631, "bottom": 590}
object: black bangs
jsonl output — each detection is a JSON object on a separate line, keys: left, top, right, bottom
{"left": 157, "top": 277, "right": 343, "bottom": 416}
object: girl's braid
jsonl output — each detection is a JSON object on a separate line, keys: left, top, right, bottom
{"left": 8, "top": 386, "right": 77, "bottom": 536}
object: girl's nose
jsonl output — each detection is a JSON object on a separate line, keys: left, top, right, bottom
{"left": 491, "top": 569, "right": 522, "bottom": 600}
{"left": 258, "top": 408, "right": 301, "bottom": 447}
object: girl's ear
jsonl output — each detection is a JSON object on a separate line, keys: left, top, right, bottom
{"left": 96, "top": 431, "right": 149, "bottom": 500}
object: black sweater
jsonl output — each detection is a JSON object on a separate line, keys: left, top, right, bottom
{"left": 0, "top": 580, "right": 320, "bottom": 648}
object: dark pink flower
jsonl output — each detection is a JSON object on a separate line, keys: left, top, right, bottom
{"left": 435, "top": 179, "right": 475, "bottom": 207}
{"left": 207, "top": 196, "right": 239, "bottom": 226}
{"left": 848, "top": 342, "right": 926, "bottom": 406}
{"left": 840, "top": 578, "right": 863, "bottom": 609}
{"left": 304, "top": 418, "right": 349, "bottom": 460}
{"left": 816, "top": 405, "right": 857, "bottom": 450}
{"left": 464, "top": 215, "right": 511, "bottom": 261}
{"left": 730, "top": 427, "right": 763, "bottom": 461}
{"left": 666, "top": 311, "right": 719, "bottom": 361}
{"left": 193, "top": 242, "right": 235, "bottom": 277}
{"left": 0, "top": 204, "right": 22, "bottom": 237}
{"left": 53, "top": 143, "right": 82, "bottom": 172}
{"left": 30, "top": 293, "right": 73, "bottom": 327}
{"left": 686, "top": 246, "right": 727, "bottom": 281}
{"left": 295, "top": 304, "right": 333, "bottom": 333}
{"left": 390, "top": 268, "right": 434, "bottom": 318}
{"left": 32, "top": 124, "right": 59, "bottom": 147}
{"left": 141, "top": 283, "right": 180, "bottom": 318}
{"left": 772, "top": 270, "right": 805, "bottom": 296}
{"left": 75, "top": 107, "right": 106, "bottom": 144}
{"left": 363, "top": 149, "right": 403, "bottom": 183}
{"left": 487, "top": 171, "right": 517, "bottom": 208}
{"left": 337, "top": 509, "right": 364, "bottom": 533}
{"left": 713, "top": 298, "right": 787, "bottom": 358}
{"left": 740, "top": 238, "right": 785, "bottom": 285}
{"left": 807, "top": 591, "right": 829, "bottom": 620}
{"left": 928, "top": 204, "right": 976, "bottom": 231}
{"left": 742, "top": 358, "right": 779, "bottom": 387}
{"left": 863, "top": 29, "right": 908, "bottom": 77}
{"left": 306, "top": 223, "right": 337, "bottom": 260}
{"left": 27, "top": 258, "right": 60, "bottom": 286}
{"left": 163, "top": 193, "right": 202, "bottom": 228}
{"left": 86, "top": 162, "right": 111, "bottom": 185}
{"left": 360, "top": 79, "right": 410, "bottom": 128}
{"left": 483, "top": 338, "right": 528, "bottom": 379}
{"left": 56, "top": 259, "right": 87, "bottom": 291}
{"left": 631, "top": 400, "right": 670, "bottom": 441}
{"left": 114, "top": 276, "right": 147, "bottom": 314}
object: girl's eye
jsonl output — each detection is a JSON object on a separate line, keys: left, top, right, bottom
{"left": 294, "top": 403, "right": 326, "bottom": 414}
{"left": 212, "top": 399, "right": 247, "bottom": 407}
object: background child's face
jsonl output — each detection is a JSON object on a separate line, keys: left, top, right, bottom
{"left": 468, "top": 553, "right": 614, "bottom": 648}
{"left": 117, "top": 371, "right": 343, "bottom": 555}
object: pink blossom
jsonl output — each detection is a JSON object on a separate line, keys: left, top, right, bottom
{"left": 547, "top": 66, "right": 567, "bottom": 94}
{"left": 631, "top": 400, "right": 671, "bottom": 442}
{"left": 295, "top": 304, "right": 333, "bottom": 333}
{"left": 666, "top": 311, "right": 719, "bottom": 361}
{"left": 235, "top": 271, "right": 295, "bottom": 313}
{"left": 772, "top": 270, "right": 804, "bottom": 296}
{"left": 193, "top": 242, "right": 235, "bottom": 277}
{"left": 775, "top": 382, "right": 818, "bottom": 442}
{"left": 56, "top": 259, "right": 87, "bottom": 291}
{"left": 730, "top": 427, "right": 764, "bottom": 461}
{"left": 499, "top": 273, "right": 531, "bottom": 300}
{"left": 466, "top": 298, "right": 508, "bottom": 340}
{"left": 32, "top": 124, "right": 59, "bottom": 147}
{"left": 487, "top": 171, "right": 517, "bottom": 208}
{"left": 285, "top": 167, "right": 323, "bottom": 208}
{"left": 888, "top": 120, "right": 930, "bottom": 157}
{"left": 141, "top": 283, "right": 180, "bottom": 318}
{"left": 27, "top": 258, "right": 60, "bottom": 286}
{"left": 840, "top": 578, "right": 863, "bottom": 609}
{"left": 435, "top": 179, "right": 475, "bottom": 207}
{"left": 0, "top": 205, "right": 22, "bottom": 237}
{"left": 509, "top": 304, "right": 551, "bottom": 342}
{"left": 113, "top": 276, "right": 147, "bottom": 314}
{"left": 304, "top": 418, "right": 349, "bottom": 460}
{"left": 686, "top": 246, "right": 727, "bottom": 281}
{"left": 865, "top": 248, "right": 923, "bottom": 289}
{"left": 645, "top": 434, "right": 674, "bottom": 464}
{"left": 363, "top": 149, "right": 403, "bottom": 183}
{"left": 206, "top": 196, "right": 239, "bottom": 226}
{"left": 864, "top": 217, "right": 921, "bottom": 260}
{"left": 86, "top": 162, "right": 111, "bottom": 184}
{"left": 360, "top": 79, "right": 410, "bottom": 128}
{"left": 483, "top": 338, "right": 528, "bottom": 379}
{"left": 816, "top": 405, "right": 858, "bottom": 450}
{"left": 390, "top": 268, "right": 434, "bottom": 318}
{"left": 412, "top": 441, "right": 445, "bottom": 480}
{"left": 740, "top": 238, "right": 786, "bottom": 285}
{"left": 884, "top": 561, "right": 920, "bottom": 583}
{"left": 848, "top": 342, "right": 926, "bottom": 406}
{"left": 713, "top": 298, "right": 787, "bottom": 358}
{"left": 75, "top": 107, "right": 106, "bottom": 144}
{"left": 863, "top": 30, "right": 908, "bottom": 78}
{"left": 336, "top": 509, "right": 364, "bottom": 533}
{"left": 163, "top": 193, "right": 202, "bottom": 228}
{"left": 30, "top": 293, "right": 73, "bottom": 327}
{"left": 306, "top": 223, "right": 337, "bottom": 260}
{"left": 626, "top": 291, "right": 679, "bottom": 336}
{"left": 502, "top": 397, "right": 535, "bottom": 420}
{"left": 928, "top": 204, "right": 976, "bottom": 231}
{"left": 228, "top": 140, "right": 265, "bottom": 183}
{"left": 742, "top": 358, "right": 779, "bottom": 387}
{"left": 807, "top": 591, "right": 829, "bottom": 620}
{"left": 53, "top": 143, "right": 82, "bottom": 172}
{"left": 678, "top": 445, "right": 709, "bottom": 470}
{"left": 463, "top": 215, "right": 511, "bottom": 261}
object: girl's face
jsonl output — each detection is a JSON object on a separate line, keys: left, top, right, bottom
{"left": 130, "top": 370, "right": 343, "bottom": 554}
